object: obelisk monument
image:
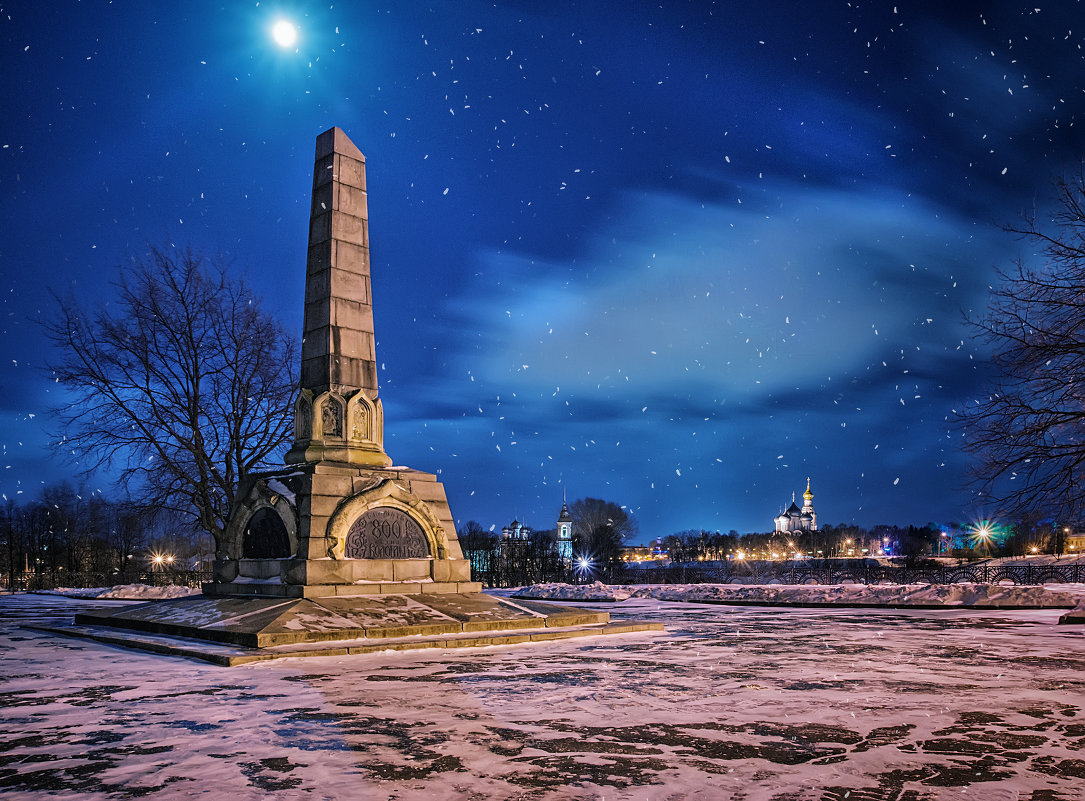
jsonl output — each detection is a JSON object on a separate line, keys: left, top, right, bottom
{"left": 210, "top": 127, "right": 474, "bottom": 595}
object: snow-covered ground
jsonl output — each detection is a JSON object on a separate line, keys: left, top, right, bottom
{"left": 969, "top": 555, "right": 1085, "bottom": 566}
{"left": 2, "top": 592, "right": 1084, "bottom": 800}
{"left": 516, "top": 580, "right": 1085, "bottom": 610}
{"left": 35, "top": 584, "right": 202, "bottom": 600}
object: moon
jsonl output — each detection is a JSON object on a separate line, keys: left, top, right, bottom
{"left": 272, "top": 20, "right": 298, "bottom": 48}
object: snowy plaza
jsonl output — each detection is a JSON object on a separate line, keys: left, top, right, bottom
{"left": 2, "top": 592, "right": 1084, "bottom": 800}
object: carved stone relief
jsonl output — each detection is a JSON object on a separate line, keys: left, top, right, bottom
{"left": 322, "top": 399, "right": 342, "bottom": 437}
{"left": 344, "top": 506, "right": 430, "bottom": 560}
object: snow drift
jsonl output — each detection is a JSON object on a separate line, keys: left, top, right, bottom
{"left": 514, "top": 580, "right": 1085, "bottom": 609}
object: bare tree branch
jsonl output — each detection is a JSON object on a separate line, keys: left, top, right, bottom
{"left": 43, "top": 247, "right": 297, "bottom": 548}
{"left": 960, "top": 168, "right": 1085, "bottom": 523}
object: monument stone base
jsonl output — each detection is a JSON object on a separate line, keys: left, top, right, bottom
{"left": 56, "top": 593, "right": 663, "bottom": 666}
{"left": 210, "top": 461, "right": 477, "bottom": 596}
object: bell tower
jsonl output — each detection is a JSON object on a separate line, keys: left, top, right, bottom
{"left": 801, "top": 477, "right": 817, "bottom": 531}
{"left": 556, "top": 491, "right": 573, "bottom": 561}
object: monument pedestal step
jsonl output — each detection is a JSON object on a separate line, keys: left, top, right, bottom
{"left": 33, "top": 618, "right": 665, "bottom": 667}
{"left": 65, "top": 592, "right": 664, "bottom": 654}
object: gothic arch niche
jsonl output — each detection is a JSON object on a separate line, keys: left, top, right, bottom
{"left": 242, "top": 506, "right": 292, "bottom": 559}
{"left": 316, "top": 392, "right": 345, "bottom": 440}
{"left": 348, "top": 392, "right": 375, "bottom": 443}
{"left": 295, "top": 391, "right": 313, "bottom": 441}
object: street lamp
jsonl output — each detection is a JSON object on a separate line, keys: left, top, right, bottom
{"left": 150, "top": 552, "right": 175, "bottom": 572}
{"left": 974, "top": 525, "right": 992, "bottom": 559}
{"left": 575, "top": 556, "right": 593, "bottom": 583}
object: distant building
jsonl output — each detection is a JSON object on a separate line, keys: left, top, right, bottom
{"left": 499, "top": 498, "right": 574, "bottom": 562}
{"left": 620, "top": 539, "right": 665, "bottom": 563}
{"left": 496, "top": 518, "right": 533, "bottom": 563}
{"left": 556, "top": 497, "right": 573, "bottom": 562}
{"left": 501, "top": 519, "right": 531, "bottom": 542}
{"left": 774, "top": 478, "right": 818, "bottom": 533}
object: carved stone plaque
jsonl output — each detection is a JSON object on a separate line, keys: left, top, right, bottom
{"left": 345, "top": 507, "right": 430, "bottom": 560}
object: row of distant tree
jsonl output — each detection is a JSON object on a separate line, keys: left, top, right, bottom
{"left": 459, "top": 516, "right": 1077, "bottom": 586}
{"left": 28, "top": 172, "right": 1085, "bottom": 564}
{"left": 657, "top": 520, "right": 1074, "bottom": 564}
{"left": 0, "top": 484, "right": 212, "bottom": 586}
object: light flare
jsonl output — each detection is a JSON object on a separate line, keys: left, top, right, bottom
{"left": 272, "top": 20, "right": 298, "bottom": 48}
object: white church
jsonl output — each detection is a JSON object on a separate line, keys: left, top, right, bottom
{"left": 499, "top": 498, "right": 574, "bottom": 562}
{"left": 774, "top": 478, "right": 818, "bottom": 533}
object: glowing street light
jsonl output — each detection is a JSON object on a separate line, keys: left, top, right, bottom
{"left": 150, "top": 552, "right": 175, "bottom": 571}
{"left": 972, "top": 524, "right": 994, "bottom": 558}
{"left": 574, "top": 555, "right": 593, "bottom": 583}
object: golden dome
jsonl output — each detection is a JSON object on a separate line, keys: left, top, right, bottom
{"left": 803, "top": 477, "right": 813, "bottom": 501}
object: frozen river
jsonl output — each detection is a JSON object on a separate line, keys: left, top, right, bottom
{"left": 1, "top": 593, "right": 1083, "bottom": 800}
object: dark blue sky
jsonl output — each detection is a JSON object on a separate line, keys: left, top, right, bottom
{"left": 2, "top": 1, "right": 1083, "bottom": 540}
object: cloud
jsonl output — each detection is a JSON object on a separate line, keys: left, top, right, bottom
{"left": 384, "top": 180, "right": 1009, "bottom": 534}
{"left": 452, "top": 182, "right": 994, "bottom": 404}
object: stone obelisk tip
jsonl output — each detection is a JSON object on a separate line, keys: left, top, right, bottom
{"left": 299, "top": 125, "right": 375, "bottom": 397}
{"left": 314, "top": 126, "right": 365, "bottom": 162}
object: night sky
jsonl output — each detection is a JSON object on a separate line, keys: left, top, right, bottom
{"left": 2, "top": 1, "right": 1083, "bottom": 540}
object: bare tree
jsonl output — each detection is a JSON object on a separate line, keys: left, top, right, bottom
{"left": 569, "top": 497, "right": 636, "bottom": 567}
{"left": 960, "top": 169, "right": 1085, "bottom": 523}
{"left": 45, "top": 247, "right": 297, "bottom": 549}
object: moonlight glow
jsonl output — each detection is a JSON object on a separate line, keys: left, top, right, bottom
{"left": 271, "top": 20, "right": 298, "bottom": 48}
